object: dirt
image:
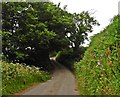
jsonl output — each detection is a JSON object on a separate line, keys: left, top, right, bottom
{"left": 17, "top": 60, "right": 80, "bottom": 96}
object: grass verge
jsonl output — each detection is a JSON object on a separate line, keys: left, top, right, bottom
{"left": 1, "top": 61, "right": 50, "bottom": 95}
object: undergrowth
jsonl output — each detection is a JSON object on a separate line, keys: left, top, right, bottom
{"left": 1, "top": 61, "right": 50, "bottom": 95}
{"left": 74, "top": 15, "right": 120, "bottom": 95}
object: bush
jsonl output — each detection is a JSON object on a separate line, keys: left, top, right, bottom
{"left": 56, "top": 46, "right": 87, "bottom": 70}
{"left": 74, "top": 16, "right": 120, "bottom": 95}
{"left": 1, "top": 61, "right": 50, "bottom": 95}
{"left": 56, "top": 49, "right": 74, "bottom": 69}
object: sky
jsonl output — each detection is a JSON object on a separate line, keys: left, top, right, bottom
{"left": 51, "top": 0, "right": 120, "bottom": 46}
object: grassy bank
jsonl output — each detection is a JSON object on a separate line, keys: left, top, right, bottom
{"left": 1, "top": 61, "right": 50, "bottom": 95}
{"left": 74, "top": 16, "right": 120, "bottom": 95}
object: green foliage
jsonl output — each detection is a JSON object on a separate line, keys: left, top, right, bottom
{"left": 65, "top": 11, "right": 99, "bottom": 54}
{"left": 2, "top": 2, "right": 73, "bottom": 70}
{"left": 1, "top": 61, "right": 50, "bottom": 95}
{"left": 74, "top": 15, "right": 120, "bottom": 95}
{"left": 56, "top": 49, "right": 74, "bottom": 69}
{"left": 2, "top": 2, "right": 100, "bottom": 71}
{"left": 56, "top": 46, "right": 87, "bottom": 70}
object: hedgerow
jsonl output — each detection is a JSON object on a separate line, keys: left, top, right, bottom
{"left": 74, "top": 15, "right": 120, "bottom": 95}
{"left": 1, "top": 61, "right": 50, "bottom": 95}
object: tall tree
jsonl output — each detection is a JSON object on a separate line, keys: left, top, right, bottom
{"left": 2, "top": 2, "right": 74, "bottom": 70}
{"left": 65, "top": 11, "right": 100, "bottom": 55}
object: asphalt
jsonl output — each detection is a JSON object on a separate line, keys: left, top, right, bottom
{"left": 20, "top": 60, "right": 79, "bottom": 96}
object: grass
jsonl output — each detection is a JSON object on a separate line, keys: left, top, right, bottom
{"left": 1, "top": 61, "right": 50, "bottom": 95}
{"left": 74, "top": 15, "right": 120, "bottom": 95}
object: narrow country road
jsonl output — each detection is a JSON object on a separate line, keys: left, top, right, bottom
{"left": 21, "top": 59, "right": 79, "bottom": 95}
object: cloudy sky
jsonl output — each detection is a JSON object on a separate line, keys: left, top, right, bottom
{"left": 51, "top": 0, "right": 120, "bottom": 46}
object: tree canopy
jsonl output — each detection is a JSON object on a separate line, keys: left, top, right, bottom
{"left": 65, "top": 11, "right": 100, "bottom": 52}
{"left": 2, "top": 2, "right": 99, "bottom": 70}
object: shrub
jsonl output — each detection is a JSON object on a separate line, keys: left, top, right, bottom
{"left": 74, "top": 15, "right": 120, "bottom": 95}
{"left": 56, "top": 49, "right": 74, "bottom": 69}
{"left": 1, "top": 61, "right": 50, "bottom": 95}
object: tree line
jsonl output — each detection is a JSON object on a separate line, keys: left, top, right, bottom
{"left": 2, "top": 2, "right": 99, "bottom": 71}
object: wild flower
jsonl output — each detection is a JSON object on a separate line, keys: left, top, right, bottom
{"left": 1, "top": 61, "right": 50, "bottom": 95}
{"left": 97, "top": 60, "right": 101, "bottom": 66}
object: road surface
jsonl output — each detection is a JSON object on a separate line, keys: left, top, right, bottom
{"left": 21, "top": 60, "right": 79, "bottom": 95}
